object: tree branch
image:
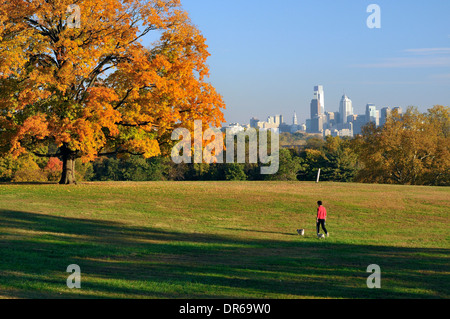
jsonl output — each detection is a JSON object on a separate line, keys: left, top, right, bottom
{"left": 33, "top": 152, "right": 61, "bottom": 158}
{"left": 98, "top": 149, "right": 144, "bottom": 157}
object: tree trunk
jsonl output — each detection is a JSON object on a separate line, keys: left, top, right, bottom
{"left": 59, "top": 145, "right": 77, "bottom": 185}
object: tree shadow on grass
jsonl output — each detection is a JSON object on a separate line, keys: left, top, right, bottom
{"left": 0, "top": 209, "right": 448, "bottom": 299}
{"left": 221, "top": 227, "right": 298, "bottom": 237}
{"left": 0, "top": 182, "right": 59, "bottom": 186}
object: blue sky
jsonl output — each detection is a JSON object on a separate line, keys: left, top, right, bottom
{"left": 177, "top": 0, "right": 450, "bottom": 124}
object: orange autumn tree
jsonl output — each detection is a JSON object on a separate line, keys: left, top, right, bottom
{"left": 0, "top": 0, "right": 225, "bottom": 184}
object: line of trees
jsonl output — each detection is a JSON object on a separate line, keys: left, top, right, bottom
{"left": 1, "top": 105, "right": 448, "bottom": 186}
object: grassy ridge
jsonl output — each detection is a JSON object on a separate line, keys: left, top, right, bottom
{"left": 0, "top": 182, "right": 448, "bottom": 298}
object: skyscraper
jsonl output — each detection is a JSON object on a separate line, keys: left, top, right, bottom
{"left": 339, "top": 95, "right": 353, "bottom": 124}
{"left": 293, "top": 111, "right": 298, "bottom": 125}
{"left": 366, "top": 104, "right": 379, "bottom": 126}
{"left": 310, "top": 92, "right": 321, "bottom": 119}
{"left": 314, "top": 85, "right": 325, "bottom": 114}
{"left": 380, "top": 107, "right": 391, "bottom": 127}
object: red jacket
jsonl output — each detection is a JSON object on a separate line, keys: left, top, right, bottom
{"left": 317, "top": 206, "right": 327, "bottom": 219}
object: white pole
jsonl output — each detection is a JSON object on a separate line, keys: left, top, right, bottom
{"left": 316, "top": 168, "right": 321, "bottom": 183}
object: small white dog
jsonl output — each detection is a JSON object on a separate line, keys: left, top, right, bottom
{"left": 317, "top": 233, "right": 325, "bottom": 239}
{"left": 297, "top": 229, "right": 305, "bottom": 236}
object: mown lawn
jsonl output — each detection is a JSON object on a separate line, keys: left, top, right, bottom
{"left": 0, "top": 181, "right": 448, "bottom": 299}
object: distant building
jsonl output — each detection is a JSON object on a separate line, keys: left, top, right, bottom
{"left": 279, "top": 123, "right": 291, "bottom": 133}
{"left": 293, "top": 111, "right": 298, "bottom": 125}
{"left": 250, "top": 114, "right": 287, "bottom": 131}
{"left": 326, "top": 112, "right": 335, "bottom": 122}
{"left": 366, "top": 103, "right": 379, "bottom": 126}
{"left": 325, "top": 112, "right": 337, "bottom": 128}
{"left": 393, "top": 107, "right": 403, "bottom": 116}
{"left": 250, "top": 118, "right": 260, "bottom": 129}
{"left": 335, "top": 112, "right": 341, "bottom": 125}
{"left": 277, "top": 115, "right": 284, "bottom": 125}
{"left": 339, "top": 95, "right": 353, "bottom": 124}
{"left": 380, "top": 107, "right": 391, "bottom": 127}
{"left": 349, "top": 115, "right": 369, "bottom": 135}
{"left": 267, "top": 115, "right": 283, "bottom": 126}
{"left": 300, "top": 123, "right": 306, "bottom": 132}
{"left": 342, "top": 122, "right": 353, "bottom": 137}
{"left": 262, "top": 122, "right": 279, "bottom": 130}
{"left": 309, "top": 86, "right": 324, "bottom": 133}
{"left": 306, "top": 119, "right": 312, "bottom": 132}
{"left": 310, "top": 116, "right": 323, "bottom": 134}
{"left": 310, "top": 97, "right": 321, "bottom": 119}
{"left": 314, "top": 85, "right": 325, "bottom": 114}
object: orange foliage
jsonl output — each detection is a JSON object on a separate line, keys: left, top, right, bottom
{"left": 0, "top": 0, "right": 225, "bottom": 164}
{"left": 45, "top": 157, "right": 63, "bottom": 181}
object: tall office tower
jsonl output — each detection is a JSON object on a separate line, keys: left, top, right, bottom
{"left": 339, "top": 95, "right": 353, "bottom": 124}
{"left": 314, "top": 85, "right": 325, "bottom": 114}
{"left": 380, "top": 107, "right": 391, "bottom": 127}
{"left": 310, "top": 94, "right": 321, "bottom": 119}
{"left": 293, "top": 111, "right": 298, "bottom": 125}
{"left": 366, "top": 103, "right": 379, "bottom": 126}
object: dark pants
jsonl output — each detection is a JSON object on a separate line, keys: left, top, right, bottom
{"left": 317, "top": 219, "right": 328, "bottom": 235}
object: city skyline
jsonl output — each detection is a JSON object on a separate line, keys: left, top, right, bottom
{"left": 221, "top": 86, "right": 429, "bottom": 127}
{"left": 179, "top": 0, "right": 450, "bottom": 125}
{"left": 224, "top": 84, "right": 409, "bottom": 139}
{"left": 224, "top": 85, "right": 397, "bottom": 126}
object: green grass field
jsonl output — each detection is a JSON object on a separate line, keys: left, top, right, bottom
{"left": 0, "top": 181, "right": 448, "bottom": 299}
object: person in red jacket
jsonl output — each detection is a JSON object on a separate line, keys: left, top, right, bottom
{"left": 316, "top": 201, "right": 329, "bottom": 237}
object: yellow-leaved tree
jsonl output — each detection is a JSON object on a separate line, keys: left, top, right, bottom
{"left": 353, "top": 105, "right": 449, "bottom": 186}
{"left": 0, "top": 0, "right": 225, "bottom": 184}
